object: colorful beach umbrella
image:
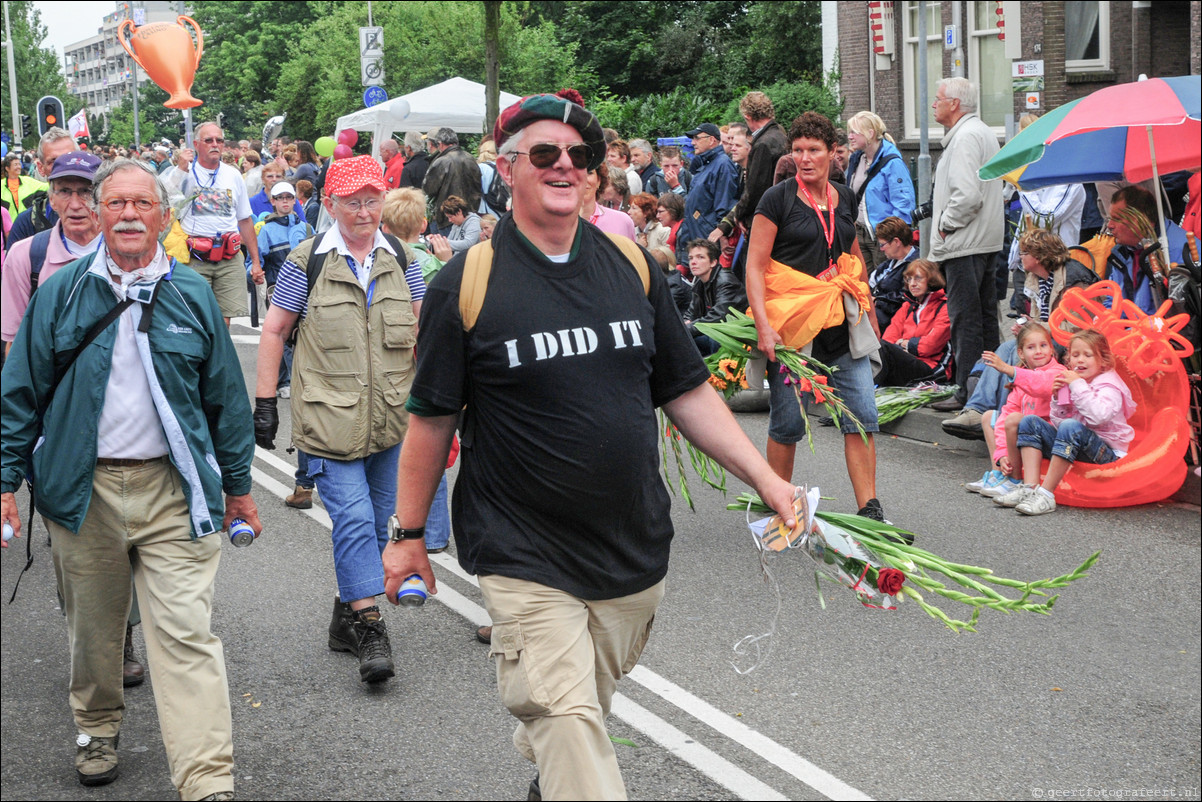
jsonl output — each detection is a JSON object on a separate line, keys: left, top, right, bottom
{"left": 979, "top": 75, "right": 1200, "bottom": 190}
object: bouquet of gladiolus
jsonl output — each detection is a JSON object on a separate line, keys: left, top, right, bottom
{"left": 695, "top": 310, "right": 866, "bottom": 450}
{"left": 874, "top": 383, "right": 957, "bottom": 425}
{"left": 658, "top": 412, "right": 726, "bottom": 511}
{"left": 732, "top": 490, "right": 1100, "bottom": 633}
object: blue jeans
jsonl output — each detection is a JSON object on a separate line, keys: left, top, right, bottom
{"left": 966, "top": 339, "right": 1017, "bottom": 414}
{"left": 1015, "top": 417, "right": 1119, "bottom": 465}
{"left": 306, "top": 444, "right": 400, "bottom": 602}
{"left": 691, "top": 329, "right": 719, "bottom": 356}
{"left": 424, "top": 473, "right": 451, "bottom": 550}
{"left": 295, "top": 449, "right": 314, "bottom": 490}
{"left": 767, "top": 349, "right": 880, "bottom": 441}
{"left": 279, "top": 340, "right": 294, "bottom": 389}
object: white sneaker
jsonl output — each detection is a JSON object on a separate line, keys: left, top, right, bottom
{"left": 967, "top": 470, "right": 1004, "bottom": 495}
{"left": 277, "top": 386, "right": 291, "bottom": 399}
{"left": 993, "top": 485, "right": 1034, "bottom": 508}
{"left": 1016, "top": 489, "right": 1057, "bottom": 515}
{"left": 980, "top": 477, "right": 1022, "bottom": 498}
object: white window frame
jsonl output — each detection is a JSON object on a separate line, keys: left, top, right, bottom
{"left": 968, "top": 1, "right": 1011, "bottom": 136}
{"left": 901, "top": 0, "right": 943, "bottom": 139}
{"left": 1064, "top": 0, "right": 1111, "bottom": 72}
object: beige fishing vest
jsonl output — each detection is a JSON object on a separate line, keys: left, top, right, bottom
{"left": 289, "top": 238, "right": 417, "bottom": 460}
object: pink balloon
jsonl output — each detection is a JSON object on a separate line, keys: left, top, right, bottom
{"left": 337, "top": 129, "right": 358, "bottom": 147}
{"left": 333, "top": 144, "right": 353, "bottom": 160}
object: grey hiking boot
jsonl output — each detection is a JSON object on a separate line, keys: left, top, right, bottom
{"left": 328, "top": 597, "right": 358, "bottom": 654}
{"left": 75, "top": 733, "right": 119, "bottom": 786}
{"left": 352, "top": 606, "right": 395, "bottom": 683}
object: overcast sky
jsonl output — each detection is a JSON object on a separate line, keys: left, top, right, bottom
{"left": 35, "top": 2, "right": 120, "bottom": 63}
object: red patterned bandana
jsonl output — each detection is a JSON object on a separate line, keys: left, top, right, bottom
{"left": 325, "top": 155, "right": 388, "bottom": 197}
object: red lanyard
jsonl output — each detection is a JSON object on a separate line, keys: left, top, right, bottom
{"left": 797, "top": 179, "right": 836, "bottom": 256}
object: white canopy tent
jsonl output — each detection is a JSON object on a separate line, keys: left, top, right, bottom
{"left": 335, "top": 77, "right": 522, "bottom": 159}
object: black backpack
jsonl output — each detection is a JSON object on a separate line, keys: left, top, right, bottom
{"left": 480, "top": 162, "right": 510, "bottom": 216}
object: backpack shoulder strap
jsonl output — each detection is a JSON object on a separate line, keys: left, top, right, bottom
{"left": 458, "top": 234, "right": 649, "bottom": 332}
{"left": 29, "top": 228, "right": 55, "bottom": 292}
{"left": 605, "top": 233, "right": 650, "bottom": 296}
{"left": 853, "top": 153, "right": 901, "bottom": 209}
{"left": 302, "top": 229, "right": 331, "bottom": 291}
{"left": 460, "top": 240, "right": 495, "bottom": 331}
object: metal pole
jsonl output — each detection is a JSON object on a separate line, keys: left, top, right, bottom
{"left": 367, "top": 0, "right": 373, "bottom": 27}
{"left": 4, "top": 3, "right": 20, "bottom": 146}
{"left": 131, "top": 63, "right": 140, "bottom": 148}
{"left": 178, "top": 0, "right": 192, "bottom": 148}
{"left": 917, "top": 0, "right": 932, "bottom": 257}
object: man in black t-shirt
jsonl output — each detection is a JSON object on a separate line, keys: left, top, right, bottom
{"left": 383, "top": 91, "right": 797, "bottom": 801}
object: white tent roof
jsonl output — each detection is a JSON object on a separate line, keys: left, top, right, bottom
{"left": 336, "top": 77, "right": 522, "bottom": 157}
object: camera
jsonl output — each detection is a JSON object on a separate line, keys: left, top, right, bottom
{"left": 910, "top": 201, "right": 933, "bottom": 223}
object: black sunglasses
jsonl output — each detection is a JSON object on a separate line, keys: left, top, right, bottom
{"left": 513, "top": 143, "right": 591, "bottom": 169}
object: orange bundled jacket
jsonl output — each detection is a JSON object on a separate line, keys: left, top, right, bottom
{"left": 759, "top": 252, "right": 871, "bottom": 348}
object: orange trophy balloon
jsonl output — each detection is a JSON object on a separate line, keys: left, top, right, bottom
{"left": 118, "top": 16, "right": 205, "bottom": 110}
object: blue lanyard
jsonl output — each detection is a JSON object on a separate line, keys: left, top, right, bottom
{"left": 190, "top": 160, "right": 218, "bottom": 191}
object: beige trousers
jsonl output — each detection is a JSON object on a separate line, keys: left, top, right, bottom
{"left": 47, "top": 459, "right": 233, "bottom": 800}
{"left": 479, "top": 573, "right": 666, "bottom": 801}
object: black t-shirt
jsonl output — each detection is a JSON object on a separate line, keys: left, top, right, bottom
{"left": 755, "top": 180, "right": 858, "bottom": 360}
{"left": 411, "top": 215, "right": 710, "bottom": 600}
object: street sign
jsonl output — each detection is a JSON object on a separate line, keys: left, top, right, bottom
{"left": 360, "top": 26, "right": 385, "bottom": 87}
{"left": 1012, "top": 60, "right": 1044, "bottom": 77}
{"left": 364, "top": 86, "right": 388, "bottom": 107}
{"left": 1025, "top": 92, "right": 1041, "bottom": 110}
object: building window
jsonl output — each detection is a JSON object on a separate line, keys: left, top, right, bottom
{"left": 969, "top": 1, "right": 1010, "bottom": 132}
{"left": 1065, "top": 1, "right": 1110, "bottom": 71}
{"left": 902, "top": 1, "right": 943, "bottom": 139}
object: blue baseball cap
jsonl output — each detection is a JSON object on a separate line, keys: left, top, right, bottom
{"left": 48, "top": 152, "right": 102, "bottom": 182}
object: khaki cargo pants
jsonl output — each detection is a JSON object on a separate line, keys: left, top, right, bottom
{"left": 479, "top": 573, "right": 665, "bottom": 801}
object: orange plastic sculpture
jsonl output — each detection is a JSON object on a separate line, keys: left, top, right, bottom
{"left": 1046, "top": 281, "right": 1193, "bottom": 507}
{"left": 118, "top": 16, "right": 204, "bottom": 110}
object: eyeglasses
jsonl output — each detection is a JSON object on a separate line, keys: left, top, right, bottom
{"left": 101, "top": 197, "right": 160, "bottom": 212}
{"left": 53, "top": 187, "right": 92, "bottom": 201}
{"left": 335, "top": 197, "right": 382, "bottom": 213}
{"left": 274, "top": 194, "right": 296, "bottom": 200}
{"left": 512, "top": 143, "right": 591, "bottom": 169}
{"left": 201, "top": 137, "right": 225, "bottom": 144}
{"left": 904, "top": 274, "right": 928, "bottom": 283}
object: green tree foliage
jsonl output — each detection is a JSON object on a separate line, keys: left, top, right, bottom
{"left": 165, "top": 1, "right": 826, "bottom": 145}
{"left": 4, "top": 1, "right": 70, "bottom": 150}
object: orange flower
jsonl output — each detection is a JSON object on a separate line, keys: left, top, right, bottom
{"left": 708, "top": 375, "right": 728, "bottom": 390}
{"left": 718, "top": 358, "right": 738, "bottom": 380}
{"left": 813, "top": 388, "right": 827, "bottom": 404}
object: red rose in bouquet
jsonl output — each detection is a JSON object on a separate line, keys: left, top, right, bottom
{"left": 876, "top": 568, "right": 905, "bottom": 596}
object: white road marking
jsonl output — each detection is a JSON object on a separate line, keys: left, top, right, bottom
{"left": 251, "top": 449, "right": 870, "bottom": 800}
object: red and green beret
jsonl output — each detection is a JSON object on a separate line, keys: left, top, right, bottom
{"left": 493, "top": 89, "right": 606, "bottom": 171}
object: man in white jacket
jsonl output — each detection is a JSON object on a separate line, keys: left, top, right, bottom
{"left": 927, "top": 77, "right": 1004, "bottom": 411}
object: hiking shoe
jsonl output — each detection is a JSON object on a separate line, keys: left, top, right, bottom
{"left": 979, "top": 476, "right": 1023, "bottom": 498}
{"left": 1016, "top": 489, "right": 1057, "bottom": 516}
{"left": 475, "top": 625, "right": 492, "bottom": 645}
{"left": 285, "top": 485, "right": 313, "bottom": 510}
{"left": 930, "top": 394, "right": 966, "bottom": 412}
{"left": 966, "top": 469, "right": 1004, "bottom": 494}
{"left": 199, "top": 793, "right": 235, "bottom": 801}
{"left": 857, "top": 499, "right": 915, "bottom": 545}
{"left": 277, "top": 385, "right": 291, "bottom": 399}
{"left": 123, "top": 622, "right": 144, "bottom": 688}
{"left": 942, "top": 408, "right": 985, "bottom": 440}
{"left": 528, "top": 773, "right": 541, "bottom": 802}
{"left": 353, "top": 607, "right": 395, "bottom": 683}
{"left": 994, "top": 485, "right": 1035, "bottom": 508}
{"left": 328, "top": 597, "right": 358, "bottom": 654}
{"left": 75, "top": 733, "right": 119, "bottom": 786}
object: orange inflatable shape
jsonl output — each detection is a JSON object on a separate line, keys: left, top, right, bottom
{"left": 1045, "top": 283, "right": 1193, "bottom": 507}
{"left": 118, "top": 16, "right": 204, "bottom": 110}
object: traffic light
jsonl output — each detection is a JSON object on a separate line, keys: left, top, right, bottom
{"left": 37, "top": 96, "right": 66, "bottom": 135}
{"left": 21, "top": 114, "right": 32, "bottom": 138}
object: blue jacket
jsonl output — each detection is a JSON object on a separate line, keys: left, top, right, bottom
{"left": 846, "top": 139, "right": 916, "bottom": 232}
{"left": 256, "top": 212, "right": 312, "bottom": 284}
{"left": 1, "top": 252, "right": 255, "bottom": 537}
{"left": 249, "top": 189, "right": 273, "bottom": 219}
{"left": 1106, "top": 220, "right": 1188, "bottom": 315}
{"left": 678, "top": 147, "right": 739, "bottom": 260}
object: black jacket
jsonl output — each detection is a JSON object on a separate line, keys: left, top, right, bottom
{"left": 423, "top": 146, "right": 482, "bottom": 227}
{"left": 726, "top": 120, "right": 789, "bottom": 233}
{"left": 686, "top": 268, "right": 747, "bottom": 330}
{"left": 400, "top": 151, "right": 431, "bottom": 190}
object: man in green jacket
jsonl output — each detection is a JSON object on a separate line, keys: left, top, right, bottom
{"left": 1, "top": 158, "right": 260, "bottom": 801}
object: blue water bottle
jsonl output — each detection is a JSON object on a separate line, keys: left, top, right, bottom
{"left": 228, "top": 518, "right": 256, "bottom": 547}
{"left": 396, "top": 574, "right": 428, "bottom": 606}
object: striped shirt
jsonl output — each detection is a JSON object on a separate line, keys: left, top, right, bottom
{"left": 271, "top": 227, "right": 426, "bottom": 316}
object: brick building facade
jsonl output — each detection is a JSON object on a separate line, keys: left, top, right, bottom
{"left": 832, "top": 1, "right": 1200, "bottom": 164}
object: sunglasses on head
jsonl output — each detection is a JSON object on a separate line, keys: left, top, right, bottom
{"left": 514, "top": 143, "right": 591, "bottom": 169}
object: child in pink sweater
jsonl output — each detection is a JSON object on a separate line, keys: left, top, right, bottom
{"left": 998, "top": 330, "right": 1136, "bottom": 515}
{"left": 966, "top": 322, "right": 1062, "bottom": 498}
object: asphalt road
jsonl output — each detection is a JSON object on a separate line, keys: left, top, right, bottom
{"left": 2, "top": 321, "right": 1199, "bottom": 801}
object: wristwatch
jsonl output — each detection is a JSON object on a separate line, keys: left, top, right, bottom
{"left": 387, "top": 515, "right": 425, "bottom": 543}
